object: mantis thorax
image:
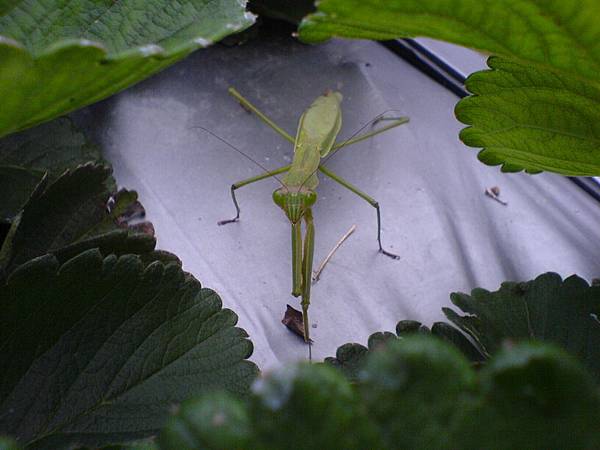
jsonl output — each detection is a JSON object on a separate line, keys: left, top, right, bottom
{"left": 273, "top": 187, "right": 317, "bottom": 223}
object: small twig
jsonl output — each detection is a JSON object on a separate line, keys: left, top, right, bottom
{"left": 485, "top": 186, "right": 508, "bottom": 206}
{"left": 312, "top": 224, "right": 357, "bottom": 283}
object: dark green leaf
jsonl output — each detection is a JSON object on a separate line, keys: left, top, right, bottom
{"left": 361, "top": 338, "right": 600, "bottom": 449}
{"left": 366, "top": 331, "right": 397, "bottom": 349}
{"left": 250, "top": 363, "right": 380, "bottom": 449}
{"left": 0, "top": 167, "right": 41, "bottom": 224}
{"left": 446, "top": 272, "right": 600, "bottom": 380}
{"left": 0, "top": 1, "right": 255, "bottom": 137}
{"left": 167, "top": 336, "right": 600, "bottom": 448}
{"left": 460, "top": 342, "right": 600, "bottom": 449}
{"left": 327, "top": 319, "right": 482, "bottom": 381}
{"left": 298, "top": 0, "right": 600, "bottom": 175}
{"left": 249, "top": 0, "right": 315, "bottom": 24}
{"left": 395, "top": 320, "right": 428, "bottom": 336}
{"left": 159, "top": 364, "right": 382, "bottom": 450}
{"left": 159, "top": 392, "right": 252, "bottom": 450}
{"left": 0, "top": 118, "right": 102, "bottom": 221}
{"left": 0, "top": 163, "right": 109, "bottom": 270}
{"left": 51, "top": 229, "right": 157, "bottom": 265}
{"left": 361, "top": 337, "right": 475, "bottom": 449}
{"left": 92, "top": 441, "right": 158, "bottom": 450}
{"left": 324, "top": 343, "right": 369, "bottom": 383}
{"left": 430, "top": 322, "right": 485, "bottom": 363}
{"left": 0, "top": 163, "right": 155, "bottom": 273}
{"left": 138, "top": 250, "right": 182, "bottom": 268}
{"left": 0, "top": 436, "right": 20, "bottom": 450}
{"left": 0, "top": 250, "right": 258, "bottom": 449}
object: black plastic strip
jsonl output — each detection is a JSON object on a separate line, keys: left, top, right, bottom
{"left": 381, "top": 39, "right": 600, "bottom": 204}
{"left": 568, "top": 177, "right": 600, "bottom": 204}
{"left": 402, "top": 38, "right": 467, "bottom": 84}
{"left": 380, "top": 40, "right": 469, "bottom": 98}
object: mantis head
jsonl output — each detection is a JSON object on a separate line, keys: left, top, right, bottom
{"left": 273, "top": 188, "right": 317, "bottom": 223}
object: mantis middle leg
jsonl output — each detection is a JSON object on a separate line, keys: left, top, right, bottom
{"left": 218, "top": 165, "right": 291, "bottom": 225}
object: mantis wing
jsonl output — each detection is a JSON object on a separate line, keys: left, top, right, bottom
{"left": 283, "top": 91, "right": 343, "bottom": 189}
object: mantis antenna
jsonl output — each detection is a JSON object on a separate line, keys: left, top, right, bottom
{"left": 190, "top": 125, "right": 287, "bottom": 188}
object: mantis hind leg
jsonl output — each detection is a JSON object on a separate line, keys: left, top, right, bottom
{"left": 217, "top": 184, "right": 242, "bottom": 226}
{"left": 217, "top": 165, "right": 291, "bottom": 225}
{"left": 228, "top": 87, "right": 295, "bottom": 144}
{"left": 318, "top": 165, "right": 400, "bottom": 260}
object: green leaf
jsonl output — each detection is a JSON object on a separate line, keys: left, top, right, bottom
{"left": 457, "top": 56, "right": 600, "bottom": 175}
{"left": 0, "top": 250, "right": 258, "bottom": 449}
{"left": 299, "top": 0, "right": 600, "bottom": 80}
{"left": 0, "top": 118, "right": 102, "bottom": 221}
{"left": 0, "top": 1, "right": 255, "bottom": 138}
{"left": 298, "top": 0, "right": 600, "bottom": 175}
{"left": 446, "top": 272, "right": 600, "bottom": 381}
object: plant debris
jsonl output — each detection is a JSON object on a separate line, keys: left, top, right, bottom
{"left": 107, "top": 189, "right": 154, "bottom": 235}
{"left": 485, "top": 186, "right": 508, "bottom": 206}
{"left": 313, "top": 224, "right": 356, "bottom": 283}
{"left": 282, "top": 304, "right": 313, "bottom": 343}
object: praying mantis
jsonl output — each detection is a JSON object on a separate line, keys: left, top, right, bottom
{"left": 217, "top": 87, "right": 409, "bottom": 344}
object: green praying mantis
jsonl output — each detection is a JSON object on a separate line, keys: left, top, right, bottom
{"left": 216, "top": 87, "right": 409, "bottom": 344}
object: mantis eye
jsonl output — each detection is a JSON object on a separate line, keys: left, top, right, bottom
{"left": 305, "top": 191, "right": 317, "bottom": 207}
{"left": 272, "top": 188, "right": 286, "bottom": 209}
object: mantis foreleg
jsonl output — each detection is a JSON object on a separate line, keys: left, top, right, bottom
{"left": 291, "top": 221, "right": 302, "bottom": 297}
{"left": 301, "top": 208, "right": 315, "bottom": 343}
